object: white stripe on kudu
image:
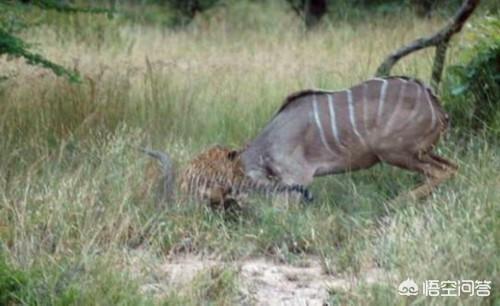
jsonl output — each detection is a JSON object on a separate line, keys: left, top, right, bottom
{"left": 376, "top": 79, "right": 388, "bottom": 124}
{"left": 384, "top": 80, "right": 407, "bottom": 134}
{"left": 312, "top": 95, "right": 334, "bottom": 153}
{"left": 362, "top": 83, "right": 369, "bottom": 133}
{"left": 327, "top": 94, "right": 341, "bottom": 147}
{"left": 347, "top": 90, "right": 367, "bottom": 146}
{"left": 401, "top": 82, "right": 422, "bottom": 130}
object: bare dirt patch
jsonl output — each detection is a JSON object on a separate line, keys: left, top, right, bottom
{"left": 239, "top": 257, "right": 344, "bottom": 306}
{"left": 127, "top": 252, "right": 387, "bottom": 305}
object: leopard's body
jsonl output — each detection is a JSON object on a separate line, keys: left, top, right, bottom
{"left": 179, "top": 145, "right": 246, "bottom": 207}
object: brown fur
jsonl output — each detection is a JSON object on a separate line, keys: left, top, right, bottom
{"left": 276, "top": 76, "right": 440, "bottom": 117}
{"left": 277, "top": 89, "right": 331, "bottom": 115}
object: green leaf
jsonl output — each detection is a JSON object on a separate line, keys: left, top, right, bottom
{"left": 451, "top": 84, "right": 468, "bottom": 96}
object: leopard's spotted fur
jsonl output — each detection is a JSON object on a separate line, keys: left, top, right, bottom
{"left": 179, "top": 145, "right": 246, "bottom": 207}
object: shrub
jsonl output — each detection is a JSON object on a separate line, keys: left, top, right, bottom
{"left": 444, "top": 16, "right": 500, "bottom": 135}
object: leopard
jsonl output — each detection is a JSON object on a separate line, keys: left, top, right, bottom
{"left": 178, "top": 145, "right": 246, "bottom": 208}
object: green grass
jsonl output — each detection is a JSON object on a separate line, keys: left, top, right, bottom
{"left": 0, "top": 2, "right": 498, "bottom": 305}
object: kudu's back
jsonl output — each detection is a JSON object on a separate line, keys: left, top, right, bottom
{"left": 241, "top": 76, "right": 456, "bottom": 200}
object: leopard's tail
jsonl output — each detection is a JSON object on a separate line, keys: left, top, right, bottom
{"left": 139, "top": 147, "right": 176, "bottom": 203}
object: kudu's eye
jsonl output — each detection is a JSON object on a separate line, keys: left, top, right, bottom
{"left": 264, "top": 164, "right": 277, "bottom": 178}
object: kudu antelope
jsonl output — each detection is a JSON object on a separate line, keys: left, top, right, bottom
{"left": 239, "top": 76, "right": 457, "bottom": 201}
{"left": 143, "top": 76, "right": 456, "bottom": 205}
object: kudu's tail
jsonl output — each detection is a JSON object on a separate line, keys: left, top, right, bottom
{"left": 139, "top": 147, "right": 176, "bottom": 202}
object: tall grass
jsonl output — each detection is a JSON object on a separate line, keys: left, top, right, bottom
{"left": 0, "top": 2, "right": 498, "bottom": 305}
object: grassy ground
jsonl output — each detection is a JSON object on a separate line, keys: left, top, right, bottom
{"left": 0, "top": 2, "right": 498, "bottom": 305}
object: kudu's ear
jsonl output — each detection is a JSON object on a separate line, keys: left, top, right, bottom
{"left": 227, "top": 150, "right": 239, "bottom": 161}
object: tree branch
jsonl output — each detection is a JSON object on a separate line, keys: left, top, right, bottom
{"left": 0, "top": 28, "right": 80, "bottom": 82}
{"left": 29, "top": 0, "right": 113, "bottom": 15}
{"left": 430, "top": 40, "right": 449, "bottom": 90}
{"left": 375, "top": 0, "right": 480, "bottom": 90}
{"left": 0, "top": 1, "right": 113, "bottom": 82}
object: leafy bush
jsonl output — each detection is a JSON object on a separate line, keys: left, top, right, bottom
{"left": 444, "top": 17, "right": 500, "bottom": 135}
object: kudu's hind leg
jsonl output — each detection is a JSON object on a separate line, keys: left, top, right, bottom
{"left": 406, "top": 153, "right": 457, "bottom": 199}
{"left": 429, "top": 153, "right": 459, "bottom": 170}
{"left": 382, "top": 152, "right": 457, "bottom": 201}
